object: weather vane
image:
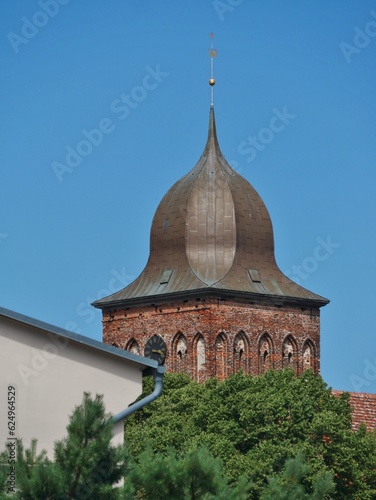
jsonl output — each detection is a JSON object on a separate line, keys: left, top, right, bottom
{"left": 208, "top": 33, "right": 217, "bottom": 106}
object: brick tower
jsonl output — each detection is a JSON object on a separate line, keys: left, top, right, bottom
{"left": 93, "top": 101, "right": 329, "bottom": 381}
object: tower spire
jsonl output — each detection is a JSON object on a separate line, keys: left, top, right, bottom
{"left": 208, "top": 33, "right": 217, "bottom": 107}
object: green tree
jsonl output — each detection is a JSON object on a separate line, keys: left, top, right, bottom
{"left": 6, "top": 393, "right": 124, "bottom": 499}
{"left": 1, "top": 392, "right": 251, "bottom": 499}
{"left": 124, "top": 370, "right": 376, "bottom": 499}
{"left": 1, "top": 374, "right": 375, "bottom": 499}
{"left": 121, "top": 446, "right": 250, "bottom": 499}
{"left": 261, "top": 452, "right": 334, "bottom": 499}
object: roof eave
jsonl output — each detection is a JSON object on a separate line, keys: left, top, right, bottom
{"left": 93, "top": 288, "right": 329, "bottom": 311}
{"left": 0, "top": 306, "right": 159, "bottom": 371}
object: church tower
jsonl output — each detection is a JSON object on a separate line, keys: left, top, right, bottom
{"left": 93, "top": 45, "right": 329, "bottom": 381}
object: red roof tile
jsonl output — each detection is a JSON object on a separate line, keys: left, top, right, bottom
{"left": 333, "top": 390, "right": 376, "bottom": 431}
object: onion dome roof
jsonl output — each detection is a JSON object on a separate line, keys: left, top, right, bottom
{"left": 94, "top": 107, "right": 328, "bottom": 309}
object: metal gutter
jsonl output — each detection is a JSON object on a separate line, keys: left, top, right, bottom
{"left": 112, "top": 364, "right": 166, "bottom": 423}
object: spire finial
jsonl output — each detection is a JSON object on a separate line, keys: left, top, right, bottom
{"left": 208, "top": 33, "right": 217, "bottom": 107}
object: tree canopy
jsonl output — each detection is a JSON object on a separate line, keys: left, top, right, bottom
{"left": 124, "top": 369, "right": 376, "bottom": 499}
{"left": 1, "top": 371, "right": 375, "bottom": 498}
{"left": 1, "top": 393, "right": 124, "bottom": 499}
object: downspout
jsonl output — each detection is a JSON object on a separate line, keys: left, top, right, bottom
{"left": 112, "top": 364, "right": 166, "bottom": 424}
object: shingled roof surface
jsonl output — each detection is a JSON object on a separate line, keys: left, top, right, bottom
{"left": 333, "top": 390, "right": 376, "bottom": 431}
{"left": 94, "top": 107, "right": 329, "bottom": 310}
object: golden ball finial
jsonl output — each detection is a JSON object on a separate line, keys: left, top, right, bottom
{"left": 209, "top": 78, "right": 216, "bottom": 86}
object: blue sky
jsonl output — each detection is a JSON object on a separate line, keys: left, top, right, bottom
{"left": 1, "top": 1, "right": 375, "bottom": 393}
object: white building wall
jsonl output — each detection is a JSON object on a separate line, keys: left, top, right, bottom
{"left": 0, "top": 316, "right": 144, "bottom": 457}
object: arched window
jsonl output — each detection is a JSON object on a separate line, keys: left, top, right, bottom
{"left": 258, "top": 333, "right": 273, "bottom": 373}
{"left": 125, "top": 339, "right": 140, "bottom": 355}
{"left": 302, "top": 340, "right": 315, "bottom": 371}
{"left": 234, "top": 331, "right": 249, "bottom": 373}
{"left": 282, "top": 335, "right": 298, "bottom": 373}
{"left": 194, "top": 334, "right": 206, "bottom": 382}
{"left": 215, "top": 333, "right": 227, "bottom": 380}
{"left": 172, "top": 333, "right": 188, "bottom": 373}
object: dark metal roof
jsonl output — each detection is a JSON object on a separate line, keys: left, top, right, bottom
{"left": 94, "top": 107, "right": 329, "bottom": 309}
{"left": 0, "top": 306, "right": 158, "bottom": 370}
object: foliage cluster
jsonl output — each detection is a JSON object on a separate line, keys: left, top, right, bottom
{"left": 125, "top": 369, "right": 376, "bottom": 498}
{"left": 1, "top": 394, "right": 123, "bottom": 500}
{"left": 1, "top": 370, "right": 375, "bottom": 499}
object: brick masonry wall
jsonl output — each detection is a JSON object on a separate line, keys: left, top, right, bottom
{"left": 102, "top": 297, "right": 321, "bottom": 381}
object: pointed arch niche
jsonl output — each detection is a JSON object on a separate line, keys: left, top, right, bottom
{"left": 172, "top": 332, "right": 188, "bottom": 373}
{"left": 125, "top": 339, "right": 140, "bottom": 355}
{"left": 233, "top": 331, "right": 249, "bottom": 374}
{"left": 258, "top": 333, "right": 273, "bottom": 373}
{"left": 302, "top": 340, "right": 316, "bottom": 372}
{"left": 215, "top": 333, "right": 227, "bottom": 380}
{"left": 193, "top": 334, "right": 206, "bottom": 382}
{"left": 282, "top": 335, "right": 298, "bottom": 373}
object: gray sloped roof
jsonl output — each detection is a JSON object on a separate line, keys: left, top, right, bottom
{"left": 0, "top": 306, "right": 158, "bottom": 370}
